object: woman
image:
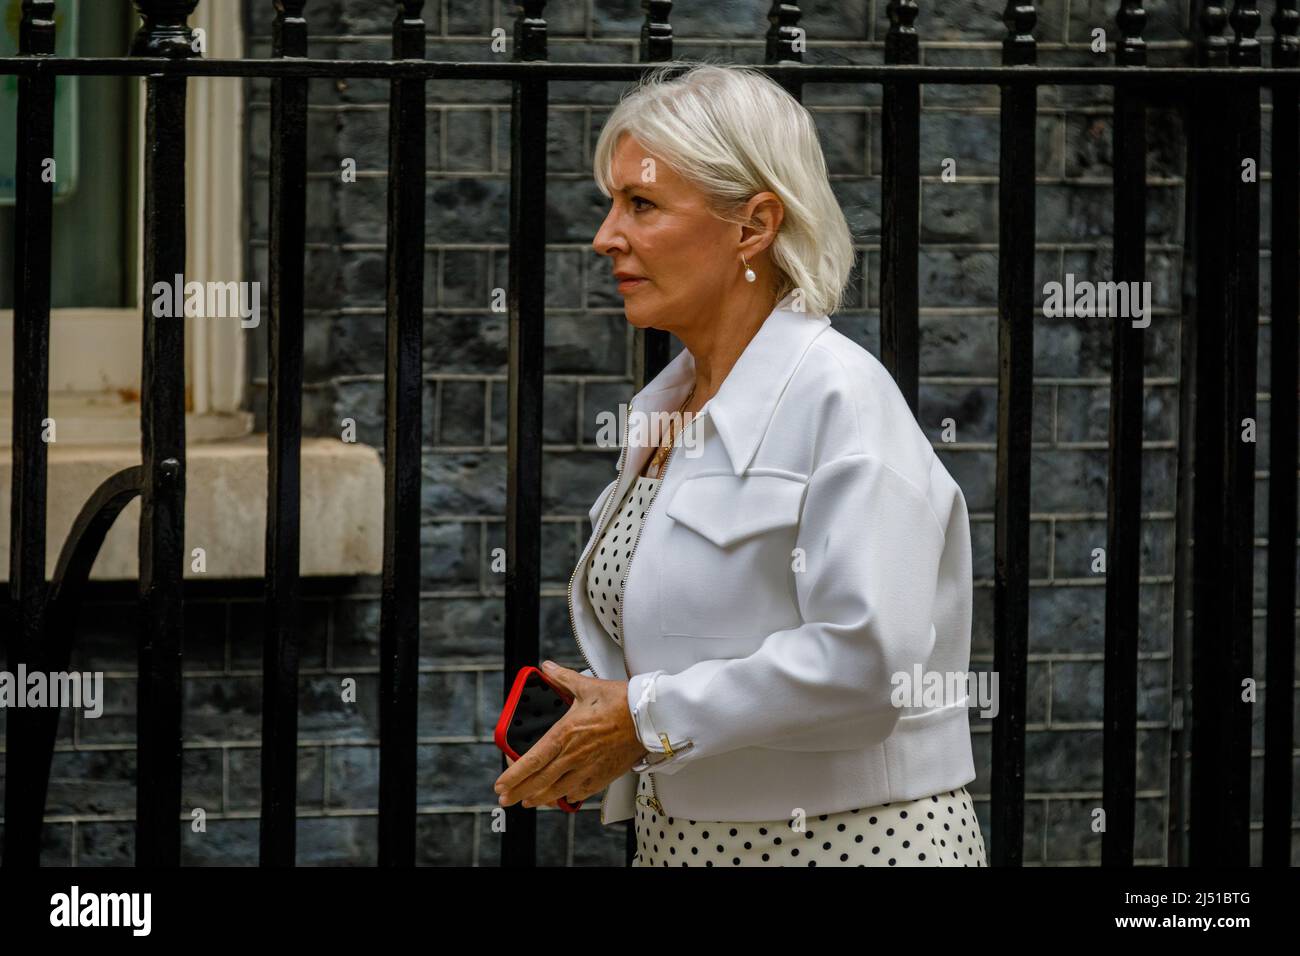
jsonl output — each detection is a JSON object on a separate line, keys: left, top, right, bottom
{"left": 493, "top": 63, "right": 985, "bottom": 867}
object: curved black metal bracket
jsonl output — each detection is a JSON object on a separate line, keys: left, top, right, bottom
{"left": 1, "top": 466, "right": 142, "bottom": 867}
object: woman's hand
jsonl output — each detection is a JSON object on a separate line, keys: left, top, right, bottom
{"left": 494, "top": 661, "right": 646, "bottom": 809}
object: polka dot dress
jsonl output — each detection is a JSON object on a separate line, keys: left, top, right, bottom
{"left": 586, "top": 474, "right": 662, "bottom": 647}
{"left": 634, "top": 776, "right": 987, "bottom": 867}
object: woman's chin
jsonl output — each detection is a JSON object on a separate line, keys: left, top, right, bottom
{"left": 622, "top": 304, "right": 664, "bottom": 331}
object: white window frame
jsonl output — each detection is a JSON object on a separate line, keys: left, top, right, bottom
{"left": 0, "top": 3, "right": 250, "bottom": 444}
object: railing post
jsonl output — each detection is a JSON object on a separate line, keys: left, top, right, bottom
{"left": 1221, "top": 0, "right": 1262, "bottom": 869}
{"left": 880, "top": 1, "right": 921, "bottom": 414}
{"left": 1188, "top": 0, "right": 1259, "bottom": 868}
{"left": 378, "top": 0, "right": 426, "bottom": 867}
{"left": 634, "top": 1, "right": 673, "bottom": 397}
{"left": 1263, "top": 0, "right": 1300, "bottom": 870}
{"left": 765, "top": 2, "right": 803, "bottom": 101}
{"left": 3, "top": 0, "right": 58, "bottom": 869}
{"left": 639, "top": 0, "right": 673, "bottom": 63}
{"left": 261, "top": 0, "right": 310, "bottom": 868}
{"left": 1100, "top": 0, "right": 1148, "bottom": 870}
{"left": 130, "top": 0, "right": 198, "bottom": 869}
{"left": 991, "top": 0, "right": 1037, "bottom": 868}
{"left": 622, "top": 0, "right": 675, "bottom": 866}
{"left": 502, "top": 0, "right": 548, "bottom": 870}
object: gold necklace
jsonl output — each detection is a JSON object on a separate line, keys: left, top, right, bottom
{"left": 647, "top": 383, "right": 696, "bottom": 477}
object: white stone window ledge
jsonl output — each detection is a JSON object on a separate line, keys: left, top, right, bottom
{"left": 0, "top": 432, "right": 384, "bottom": 581}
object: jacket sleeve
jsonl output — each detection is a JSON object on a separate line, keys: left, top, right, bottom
{"left": 623, "top": 453, "right": 947, "bottom": 774}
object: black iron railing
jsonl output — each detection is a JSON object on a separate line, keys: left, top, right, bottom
{"left": 2, "top": 0, "right": 1297, "bottom": 868}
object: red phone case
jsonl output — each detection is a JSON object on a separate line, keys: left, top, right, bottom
{"left": 493, "top": 665, "right": 583, "bottom": 812}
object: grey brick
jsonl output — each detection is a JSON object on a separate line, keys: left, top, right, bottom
{"left": 918, "top": 383, "right": 1053, "bottom": 446}
{"left": 415, "top": 742, "right": 503, "bottom": 805}
{"left": 416, "top": 811, "right": 478, "bottom": 865}
{"left": 420, "top": 670, "right": 480, "bottom": 737}
{"left": 914, "top": 249, "right": 999, "bottom": 308}
{"left": 488, "top": 376, "right": 579, "bottom": 446}
{"left": 421, "top": 519, "right": 481, "bottom": 586}
{"left": 815, "top": 109, "right": 869, "bottom": 176}
{"left": 325, "top": 745, "right": 381, "bottom": 809}
{"left": 970, "top": 515, "right": 1053, "bottom": 583}
{"left": 182, "top": 747, "right": 224, "bottom": 812}
{"left": 180, "top": 816, "right": 258, "bottom": 868}
{"left": 229, "top": 597, "right": 329, "bottom": 671}
{"left": 422, "top": 310, "right": 511, "bottom": 373}
{"left": 294, "top": 815, "right": 378, "bottom": 865}
{"left": 46, "top": 750, "right": 137, "bottom": 816}
{"left": 439, "top": 378, "right": 488, "bottom": 445}
{"left": 73, "top": 821, "right": 132, "bottom": 867}
{"left": 574, "top": 805, "right": 631, "bottom": 866}
{"left": 1051, "top": 658, "right": 1171, "bottom": 723}
{"left": 185, "top": 676, "right": 263, "bottom": 743}
{"left": 226, "top": 745, "right": 327, "bottom": 811}
{"left": 484, "top": 513, "right": 585, "bottom": 589}
{"left": 917, "top": 311, "right": 998, "bottom": 377}
{"left": 445, "top": 108, "right": 495, "bottom": 172}
{"left": 68, "top": 600, "right": 138, "bottom": 671}
{"left": 498, "top": 107, "right": 590, "bottom": 174}
{"left": 1054, "top": 383, "right": 1181, "bottom": 445}
{"left": 441, "top": 247, "right": 496, "bottom": 307}
{"left": 78, "top": 676, "right": 138, "bottom": 745}
{"left": 420, "top": 596, "right": 507, "bottom": 663}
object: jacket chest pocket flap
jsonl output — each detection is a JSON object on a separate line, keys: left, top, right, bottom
{"left": 664, "top": 473, "right": 807, "bottom": 547}
{"left": 660, "top": 473, "right": 807, "bottom": 639}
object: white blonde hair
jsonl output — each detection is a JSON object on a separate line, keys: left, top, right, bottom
{"left": 593, "top": 61, "right": 855, "bottom": 318}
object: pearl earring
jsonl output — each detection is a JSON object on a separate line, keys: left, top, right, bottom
{"left": 742, "top": 256, "right": 756, "bottom": 283}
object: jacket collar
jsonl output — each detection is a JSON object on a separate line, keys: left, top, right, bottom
{"left": 629, "top": 291, "right": 831, "bottom": 476}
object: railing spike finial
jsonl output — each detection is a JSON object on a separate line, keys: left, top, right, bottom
{"left": 1001, "top": 2, "right": 1037, "bottom": 65}
{"left": 131, "top": 0, "right": 200, "bottom": 58}
{"left": 640, "top": 0, "right": 673, "bottom": 62}
{"left": 273, "top": 0, "right": 309, "bottom": 58}
{"left": 393, "top": 0, "right": 426, "bottom": 60}
{"left": 1115, "top": 0, "right": 1148, "bottom": 67}
{"left": 1197, "top": 2, "right": 1230, "bottom": 66}
{"left": 765, "top": 2, "right": 803, "bottom": 64}
{"left": 513, "top": 0, "right": 548, "bottom": 62}
{"left": 1276, "top": 0, "right": 1300, "bottom": 67}
{"left": 1227, "top": 1, "right": 1262, "bottom": 66}
{"left": 885, "top": 1, "right": 920, "bottom": 65}
{"left": 19, "top": 0, "right": 57, "bottom": 56}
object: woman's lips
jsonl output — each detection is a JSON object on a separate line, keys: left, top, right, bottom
{"left": 617, "top": 277, "right": 647, "bottom": 293}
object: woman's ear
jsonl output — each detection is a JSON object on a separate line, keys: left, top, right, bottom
{"left": 738, "top": 191, "right": 784, "bottom": 258}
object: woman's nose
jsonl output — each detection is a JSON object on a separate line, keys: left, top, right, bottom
{"left": 592, "top": 207, "right": 624, "bottom": 257}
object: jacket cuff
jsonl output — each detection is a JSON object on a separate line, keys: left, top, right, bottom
{"left": 627, "top": 671, "right": 697, "bottom": 773}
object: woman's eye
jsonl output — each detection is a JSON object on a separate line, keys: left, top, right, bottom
{"left": 631, "top": 196, "right": 654, "bottom": 211}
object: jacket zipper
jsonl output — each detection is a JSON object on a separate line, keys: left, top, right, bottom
{"left": 614, "top": 407, "right": 692, "bottom": 819}
{"left": 567, "top": 399, "right": 633, "bottom": 824}
{"left": 566, "top": 394, "right": 688, "bottom": 821}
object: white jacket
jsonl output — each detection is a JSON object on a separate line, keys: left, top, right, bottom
{"left": 570, "top": 291, "right": 977, "bottom": 825}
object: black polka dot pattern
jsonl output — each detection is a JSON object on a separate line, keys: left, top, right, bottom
{"left": 633, "top": 775, "right": 988, "bottom": 867}
{"left": 587, "top": 475, "right": 661, "bottom": 647}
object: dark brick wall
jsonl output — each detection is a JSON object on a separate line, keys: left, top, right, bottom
{"left": 6, "top": 0, "right": 1295, "bottom": 866}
